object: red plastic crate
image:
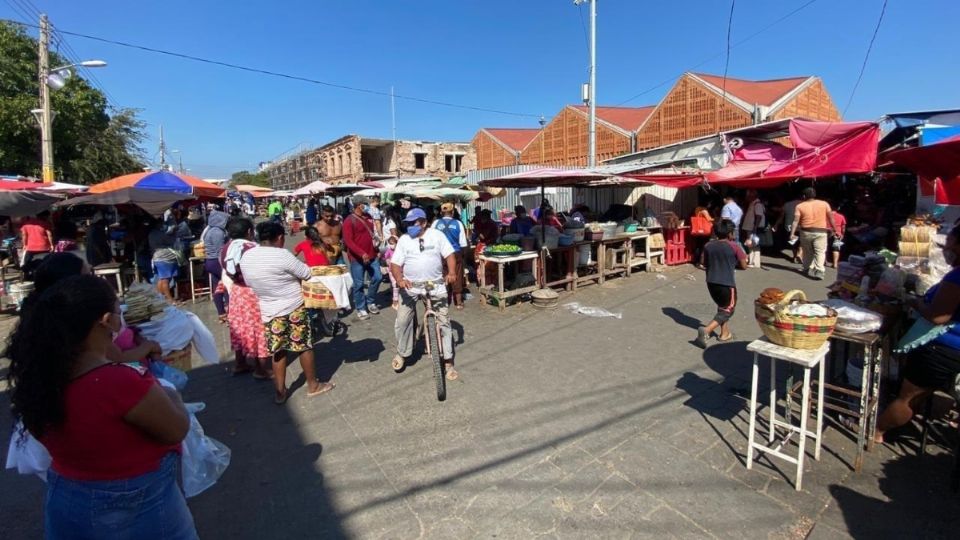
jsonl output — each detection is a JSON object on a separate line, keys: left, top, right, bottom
{"left": 665, "top": 242, "right": 693, "bottom": 266}
{"left": 664, "top": 227, "right": 689, "bottom": 246}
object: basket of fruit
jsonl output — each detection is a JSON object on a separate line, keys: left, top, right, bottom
{"left": 484, "top": 244, "right": 523, "bottom": 257}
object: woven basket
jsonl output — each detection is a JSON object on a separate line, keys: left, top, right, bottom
{"left": 191, "top": 241, "right": 205, "bottom": 259}
{"left": 310, "top": 264, "right": 347, "bottom": 277}
{"left": 754, "top": 290, "right": 837, "bottom": 350}
{"left": 163, "top": 343, "right": 193, "bottom": 372}
{"left": 303, "top": 281, "right": 337, "bottom": 309}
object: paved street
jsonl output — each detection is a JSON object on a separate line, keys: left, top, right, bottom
{"left": 1, "top": 254, "right": 958, "bottom": 539}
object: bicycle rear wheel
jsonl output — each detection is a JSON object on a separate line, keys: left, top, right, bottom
{"left": 425, "top": 313, "right": 446, "bottom": 402}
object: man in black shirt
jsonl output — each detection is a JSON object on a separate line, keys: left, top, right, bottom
{"left": 696, "top": 219, "right": 748, "bottom": 348}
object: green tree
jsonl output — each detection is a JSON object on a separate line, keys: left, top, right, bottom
{"left": 229, "top": 170, "right": 271, "bottom": 188}
{"left": 0, "top": 21, "right": 145, "bottom": 183}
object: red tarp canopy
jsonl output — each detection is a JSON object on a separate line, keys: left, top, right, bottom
{"left": 705, "top": 119, "right": 880, "bottom": 188}
{"left": 887, "top": 134, "right": 960, "bottom": 205}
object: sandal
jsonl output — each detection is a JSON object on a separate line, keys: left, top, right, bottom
{"left": 307, "top": 382, "right": 336, "bottom": 397}
{"left": 274, "top": 390, "right": 288, "bottom": 405}
{"left": 252, "top": 371, "right": 273, "bottom": 381}
{"left": 392, "top": 355, "right": 406, "bottom": 372}
{"left": 232, "top": 363, "right": 253, "bottom": 376}
{"left": 218, "top": 314, "right": 228, "bottom": 324}
{"left": 718, "top": 333, "right": 736, "bottom": 343}
{"left": 445, "top": 364, "right": 459, "bottom": 381}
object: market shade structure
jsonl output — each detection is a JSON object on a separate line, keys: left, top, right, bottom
{"left": 887, "top": 134, "right": 960, "bottom": 184}
{"left": 57, "top": 188, "right": 195, "bottom": 216}
{"left": 0, "top": 182, "right": 63, "bottom": 216}
{"left": 479, "top": 167, "right": 623, "bottom": 188}
{"left": 292, "top": 180, "right": 333, "bottom": 196}
{"left": 234, "top": 184, "right": 274, "bottom": 194}
{"left": 89, "top": 170, "right": 225, "bottom": 198}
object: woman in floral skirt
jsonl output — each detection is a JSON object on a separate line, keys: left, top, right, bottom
{"left": 219, "top": 217, "right": 272, "bottom": 379}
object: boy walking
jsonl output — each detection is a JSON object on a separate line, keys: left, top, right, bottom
{"left": 696, "top": 219, "right": 748, "bottom": 348}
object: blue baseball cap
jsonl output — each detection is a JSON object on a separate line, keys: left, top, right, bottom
{"left": 403, "top": 208, "right": 426, "bottom": 222}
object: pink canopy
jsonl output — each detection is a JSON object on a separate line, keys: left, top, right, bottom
{"left": 887, "top": 134, "right": 960, "bottom": 183}
{"left": 706, "top": 119, "right": 880, "bottom": 188}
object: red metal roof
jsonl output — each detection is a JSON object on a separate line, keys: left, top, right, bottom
{"left": 483, "top": 128, "right": 541, "bottom": 152}
{"left": 692, "top": 73, "right": 811, "bottom": 107}
{"left": 571, "top": 105, "right": 655, "bottom": 132}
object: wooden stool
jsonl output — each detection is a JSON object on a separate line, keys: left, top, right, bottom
{"left": 188, "top": 257, "right": 212, "bottom": 304}
{"left": 93, "top": 263, "right": 125, "bottom": 294}
{"left": 746, "top": 337, "right": 829, "bottom": 491}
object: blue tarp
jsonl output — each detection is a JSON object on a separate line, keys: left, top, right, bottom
{"left": 921, "top": 125, "right": 960, "bottom": 146}
{"left": 134, "top": 171, "right": 194, "bottom": 194}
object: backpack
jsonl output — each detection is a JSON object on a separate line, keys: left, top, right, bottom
{"left": 434, "top": 218, "right": 462, "bottom": 251}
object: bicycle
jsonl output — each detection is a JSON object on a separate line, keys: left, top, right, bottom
{"left": 410, "top": 279, "right": 449, "bottom": 402}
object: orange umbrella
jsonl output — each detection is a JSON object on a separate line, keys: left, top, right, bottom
{"left": 89, "top": 170, "right": 225, "bottom": 198}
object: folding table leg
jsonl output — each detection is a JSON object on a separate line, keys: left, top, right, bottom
{"left": 746, "top": 354, "right": 760, "bottom": 470}
{"left": 855, "top": 342, "right": 871, "bottom": 471}
{"left": 769, "top": 357, "right": 777, "bottom": 444}
{"left": 815, "top": 356, "right": 826, "bottom": 460}
{"left": 796, "top": 367, "right": 812, "bottom": 491}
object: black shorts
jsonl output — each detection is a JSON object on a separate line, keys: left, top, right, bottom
{"left": 707, "top": 283, "right": 737, "bottom": 324}
{"left": 903, "top": 343, "right": 960, "bottom": 390}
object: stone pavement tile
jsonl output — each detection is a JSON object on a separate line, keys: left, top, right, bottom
{"left": 546, "top": 444, "right": 599, "bottom": 476}
{"left": 602, "top": 435, "right": 797, "bottom": 538}
{"left": 456, "top": 485, "right": 544, "bottom": 524}
{"left": 497, "top": 487, "right": 568, "bottom": 537}
{"left": 805, "top": 522, "right": 851, "bottom": 540}
{"left": 423, "top": 517, "right": 478, "bottom": 539}
{"left": 639, "top": 505, "right": 715, "bottom": 539}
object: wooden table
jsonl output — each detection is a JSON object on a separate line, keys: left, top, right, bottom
{"left": 541, "top": 245, "right": 576, "bottom": 291}
{"left": 478, "top": 251, "right": 540, "bottom": 312}
{"left": 598, "top": 236, "right": 634, "bottom": 283}
{"left": 624, "top": 232, "right": 665, "bottom": 275}
{"left": 187, "top": 257, "right": 213, "bottom": 304}
{"left": 93, "top": 262, "right": 125, "bottom": 293}
{"left": 785, "top": 330, "right": 883, "bottom": 473}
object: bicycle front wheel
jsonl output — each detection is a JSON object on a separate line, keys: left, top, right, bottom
{"left": 425, "top": 313, "right": 446, "bottom": 402}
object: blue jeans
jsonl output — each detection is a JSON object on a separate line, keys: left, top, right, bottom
{"left": 45, "top": 452, "right": 198, "bottom": 540}
{"left": 349, "top": 259, "right": 382, "bottom": 312}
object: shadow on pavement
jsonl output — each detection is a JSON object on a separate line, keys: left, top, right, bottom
{"left": 827, "top": 452, "right": 960, "bottom": 538}
{"left": 0, "top": 361, "right": 350, "bottom": 540}
{"left": 662, "top": 307, "right": 702, "bottom": 331}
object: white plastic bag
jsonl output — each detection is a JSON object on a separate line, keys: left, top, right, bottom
{"left": 563, "top": 302, "right": 623, "bottom": 319}
{"left": 181, "top": 403, "right": 231, "bottom": 498}
{"left": 5, "top": 422, "right": 51, "bottom": 480}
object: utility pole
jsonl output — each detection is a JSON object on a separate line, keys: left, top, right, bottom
{"left": 574, "top": 0, "right": 597, "bottom": 167}
{"left": 588, "top": 0, "right": 597, "bottom": 168}
{"left": 38, "top": 14, "right": 54, "bottom": 182}
{"left": 390, "top": 85, "right": 398, "bottom": 176}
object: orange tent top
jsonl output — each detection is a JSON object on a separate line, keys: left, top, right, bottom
{"left": 89, "top": 171, "right": 225, "bottom": 198}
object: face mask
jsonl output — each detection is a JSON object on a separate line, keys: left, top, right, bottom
{"left": 407, "top": 225, "right": 422, "bottom": 237}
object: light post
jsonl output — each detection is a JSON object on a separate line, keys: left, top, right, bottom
{"left": 573, "top": 0, "right": 597, "bottom": 167}
{"left": 36, "top": 14, "right": 107, "bottom": 182}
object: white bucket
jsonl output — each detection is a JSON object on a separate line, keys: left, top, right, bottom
{"left": 577, "top": 244, "right": 591, "bottom": 267}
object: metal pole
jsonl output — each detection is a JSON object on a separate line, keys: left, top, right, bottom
{"left": 587, "top": 0, "right": 597, "bottom": 168}
{"left": 159, "top": 125, "right": 167, "bottom": 170}
{"left": 39, "top": 14, "right": 55, "bottom": 183}
{"left": 391, "top": 85, "right": 398, "bottom": 176}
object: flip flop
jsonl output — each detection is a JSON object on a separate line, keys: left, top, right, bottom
{"left": 274, "top": 390, "right": 288, "bottom": 405}
{"left": 445, "top": 365, "right": 459, "bottom": 381}
{"left": 307, "top": 382, "right": 336, "bottom": 397}
{"left": 718, "top": 333, "right": 736, "bottom": 343}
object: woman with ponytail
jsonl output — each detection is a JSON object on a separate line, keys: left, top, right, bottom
{"left": 6, "top": 275, "right": 197, "bottom": 539}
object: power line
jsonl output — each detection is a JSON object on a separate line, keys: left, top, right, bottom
{"left": 0, "top": 17, "right": 541, "bottom": 119}
{"left": 617, "top": 0, "right": 820, "bottom": 106}
{"left": 718, "top": 0, "right": 736, "bottom": 115}
{"left": 840, "top": 0, "right": 888, "bottom": 117}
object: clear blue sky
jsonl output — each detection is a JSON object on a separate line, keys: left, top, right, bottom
{"left": 3, "top": 0, "right": 958, "bottom": 178}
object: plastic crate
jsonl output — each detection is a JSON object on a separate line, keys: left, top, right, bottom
{"left": 665, "top": 242, "right": 693, "bottom": 266}
{"left": 664, "top": 227, "right": 689, "bottom": 246}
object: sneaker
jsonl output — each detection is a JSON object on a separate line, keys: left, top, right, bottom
{"left": 357, "top": 310, "right": 370, "bottom": 321}
{"left": 811, "top": 271, "right": 825, "bottom": 281}
{"left": 367, "top": 304, "right": 380, "bottom": 315}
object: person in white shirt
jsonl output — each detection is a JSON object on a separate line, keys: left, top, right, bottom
{"left": 389, "top": 208, "right": 459, "bottom": 380}
{"left": 240, "top": 221, "right": 335, "bottom": 404}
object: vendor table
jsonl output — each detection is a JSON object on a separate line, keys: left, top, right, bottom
{"left": 478, "top": 251, "right": 540, "bottom": 312}
{"left": 624, "top": 232, "right": 665, "bottom": 275}
{"left": 786, "top": 330, "right": 883, "bottom": 472}
{"left": 541, "top": 245, "right": 576, "bottom": 291}
{"left": 747, "top": 337, "right": 829, "bottom": 491}
{"left": 187, "top": 257, "right": 213, "bottom": 304}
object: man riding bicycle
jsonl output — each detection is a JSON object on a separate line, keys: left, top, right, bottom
{"left": 390, "top": 208, "right": 459, "bottom": 380}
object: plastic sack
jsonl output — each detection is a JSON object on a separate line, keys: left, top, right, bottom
{"left": 149, "top": 361, "right": 188, "bottom": 391}
{"left": 5, "top": 422, "right": 51, "bottom": 480}
{"left": 819, "top": 299, "right": 883, "bottom": 333}
{"left": 181, "top": 402, "right": 231, "bottom": 498}
{"left": 563, "top": 302, "right": 622, "bottom": 319}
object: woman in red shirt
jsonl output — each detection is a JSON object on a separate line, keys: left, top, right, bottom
{"left": 293, "top": 226, "right": 331, "bottom": 267}
{"left": 6, "top": 275, "right": 197, "bottom": 539}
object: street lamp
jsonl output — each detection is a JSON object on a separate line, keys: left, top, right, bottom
{"left": 37, "top": 13, "right": 107, "bottom": 181}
